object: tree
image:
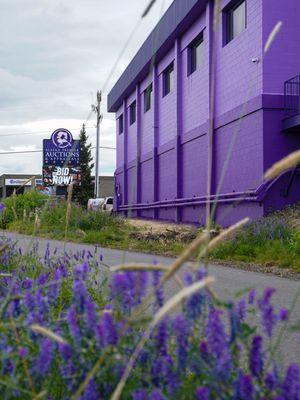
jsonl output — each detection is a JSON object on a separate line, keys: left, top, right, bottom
{"left": 73, "top": 124, "right": 94, "bottom": 206}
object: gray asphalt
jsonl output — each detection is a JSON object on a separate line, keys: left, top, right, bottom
{"left": 1, "top": 231, "right": 300, "bottom": 366}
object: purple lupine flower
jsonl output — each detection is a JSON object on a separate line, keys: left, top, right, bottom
{"left": 237, "top": 299, "right": 247, "bottom": 321}
{"left": 265, "top": 371, "right": 277, "bottom": 391}
{"left": 279, "top": 308, "right": 289, "bottom": 321}
{"left": 22, "top": 278, "right": 33, "bottom": 290}
{"left": 74, "top": 279, "right": 87, "bottom": 313}
{"left": 153, "top": 271, "right": 164, "bottom": 309}
{"left": 96, "top": 311, "right": 118, "bottom": 347}
{"left": 248, "top": 289, "right": 256, "bottom": 305}
{"left": 35, "top": 289, "right": 49, "bottom": 322}
{"left": 235, "top": 372, "right": 253, "bottom": 400}
{"left": 132, "top": 390, "right": 148, "bottom": 400}
{"left": 183, "top": 272, "right": 205, "bottom": 319}
{"left": 258, "top": 288, "right": 277, "bottom": 338}
{"left": 18, "top": 347, "right": 28, "bottom": 358}
{"left": 281, "top": 364, "right": 300, "bottom": 400}
{"left": 173, "top": 315, "right": 189, "bottom": 372}
{"left": 82, "top": 379, "right": 98, "bottom": 400}
{"left": 37, "top": 273, "right": 49, "bottom": 286}
{"left": 0, "top": 203, "right": 5, "bottom": 213}
{"left": 67, "top": 304, "right": 81, "bottom": 343}
{"left": 110, "top": 273, "right": 135, "bottom": 312}
{"left": 59, "top": 343, "right": 73, "bottom": 361}
{"left": 206, "top": 309, "right": 227, "bottom": 358}
{"left": 84, "top": 298, "right": 98, "bottom": 334}
{"left": 75, "top": 262, "right": 89, "bottom": 281}
{"left": 196, "top": 387, "right": 209, "bottom": 400}
{"left": 149, "top": 389, "right": 165, "bottom": 400}
{"left": 250, "top": 335, "right": 264, "bottom": 377}
{"left": 36, "top": 338, "right": 53, "bottom": 377}
{"left": 155, "top": 321, "right": 168, "bottom": 356}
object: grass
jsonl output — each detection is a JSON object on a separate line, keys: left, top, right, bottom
{"left": 1, "top": 192, "right": 300, "bottom": 271}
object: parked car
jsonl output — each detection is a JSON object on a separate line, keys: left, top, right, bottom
{"left": 101, "top": 197, "right": 114, "bottom": 214}
{"left": 87, "top": 198, "right": 104, "bottom": 211}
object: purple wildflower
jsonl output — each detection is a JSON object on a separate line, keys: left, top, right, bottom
{"left": 36, "top": 338, "right": 53, "bottom": 377}
{"left": 59, "top": 343, "right": 73, "bottom": 361}
{"left": 235, "top": 372, "right": 253, "bottom": 400}
{"left": 279, "top": 308, "right": 289, "bottom": 321}
{"left": 0, "top": 203, "right": 5, "bottom": 213}
{"left": 84, "top": 299, "right": 98, "bottom": 334}
{"left": 132, "top": 390, "right": 148, "bottom": 400}
{"left": 265, "top": 371, "right": 277, "bottom": 391}
{"left": 173, "top": 315, "right": 189, "bottom": 372}
{"left": 258, "top": 288, "right": 277, "bottom": 338}
{"left": 67, "top": 304, "right": 81, "bottom": 343}
{"left": 248, "top": 289, "right": 256, "bottom": 305}
{"left": 96, "top": 311, "right": 118, "bottom": 347}
{"left": 155, "top": 321, "right": 168, "bottom": 356}
{"left": 74, "top": 279, "right": 87, "bottom": 313}
{"left": 237, "top": 299, "right": 247, "bottom": 321}
{"left": 196, "top": 387, "right": 209, "bottom": 400}
{"left": 149, "top": 389, "right": 165, "bottom": 400}
{"left": 153, "top": 271, "right": 164, "bottom": 308}
{"left": 281, "top": 364, "right": 300, "bottom": 400}
{"left": 75, "top": 262, "right": 89, "bottom": 280}
{"left": 18, "top": 347, "right": 28, "bottom": 359}
{"left": 250, "top": 336, "right": 264, "bottom": 377}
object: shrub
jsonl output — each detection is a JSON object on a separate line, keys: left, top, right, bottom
{"left": 0, "top": 191, "right": 48, "bottom": 229}
{"left": 0, "top": 240, "right": 299, "bottom": 399}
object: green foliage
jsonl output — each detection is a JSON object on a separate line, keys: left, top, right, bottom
{"left": 211, "top": 206, "right": 300, "bottom": 271}
{"left": 0, "top": 191, "right": 48, "bottom": 229}
{"left": 73, "top": 124, "right": 94, "bottom": 207}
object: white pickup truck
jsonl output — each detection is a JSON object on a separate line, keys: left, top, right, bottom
{"left": 101, "top": 197, "right": 114, "bottom": 214}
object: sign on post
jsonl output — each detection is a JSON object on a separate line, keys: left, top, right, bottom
{"left": 42, "top": 129, "right": 81, "bottom": 186}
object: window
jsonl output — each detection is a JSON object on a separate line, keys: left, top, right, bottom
{"left": 163, "top": 63, "right": 174, "bottom": 97}
{"left": 118, "top": 114, "right": 124, "bottom": 134}
{"left": 188, "top": 35, "right": 204, "bottom": 75}
{"left": 144, "top": 84, "right": 153, "bottom": 113}
{"left": 226, "top": 0, "right": 246, "bottom": 44}
{"left": 129, "top": 101, "right": 136, "bottom": 125}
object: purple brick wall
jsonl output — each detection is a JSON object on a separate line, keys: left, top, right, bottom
{"left": 112, "top": 0, "right": 300, "bottom": 226}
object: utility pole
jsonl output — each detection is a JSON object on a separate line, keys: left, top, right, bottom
{"left": 92, "top": 91, "right": 102, "bottom": 198}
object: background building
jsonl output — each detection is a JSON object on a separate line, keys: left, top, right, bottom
{"left": 0, "top": 174, "right": 114, "bottom": 200}
{"left": 108, "top": 0, "right": 300, "bottom": 226}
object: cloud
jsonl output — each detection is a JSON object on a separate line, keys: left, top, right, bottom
{"left": 0, "top": 0, "right": 174, "bottom": 177}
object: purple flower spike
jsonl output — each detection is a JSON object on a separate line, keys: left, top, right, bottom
{"left": 258, "top": 288, "right": 277, "bottom": 338}
{"left": 281, "top": 363, "right": 300, "bottom": 400}
{"left": 132, "top": 390, "right": 148, "bottom": 400}
{"left": 67, "top": 304, "right": 81, "bottom": 343}
{"left": 235, "top": 372, "right": 253, "bottom": 400}
{"left": 0, "top": 203, "right": 5, "bottom": 213}
{"left": 18, "top": 347, "right": 28, "bottom": 359}
{"left": 248, "top": 289, "right": 256, "bottom": 305}
{"left": 279, "top": 308, "right": 289, "bottom": 321}
{"left": 250, "top": 336, "right": 264, "bottom": 377}
{"left": 196, "top": 387, "right": 209, "bottom": 400}
{"left": 149, "top": 389, "right": 165, "bottom": 400}
{"left": 36, "top": 338, "right": 53, "bottom": 377}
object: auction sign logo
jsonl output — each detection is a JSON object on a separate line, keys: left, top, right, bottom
{"left": 43, "top": 129, "right": 81, "bottom": 186}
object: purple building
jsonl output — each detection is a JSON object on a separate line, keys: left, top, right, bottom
{"left": 108, "top": 0, "right": 300, "bottom": 226}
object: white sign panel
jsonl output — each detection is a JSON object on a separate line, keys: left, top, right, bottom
{"left": 5, "top": 179, "right": 31, "bottom": 187}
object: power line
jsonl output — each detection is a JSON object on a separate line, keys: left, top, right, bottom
{"left": 0, "top": 125, "right": 95, "bottom": 138}
{"left": 0, "top": 146, "right": 116, "bottom": 156}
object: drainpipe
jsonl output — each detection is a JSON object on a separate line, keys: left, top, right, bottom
{"left": 175, "top": 37, "right": 183, "bottom": 223}
{"left": 123, "top": 98, "right": 128, "bottom": 217}
{"left": 136, "top": 83, "right": 142, "bottom": 217}
{"left": 153, "top": 64, "right": 159, "bottom": 220}
{"left": 206, "top": 0, "right": 218, "bottom": 228}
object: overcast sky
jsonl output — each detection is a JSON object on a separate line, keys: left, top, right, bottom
{"left": 0, "top": 0, "right": 173, "bottom": 176}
